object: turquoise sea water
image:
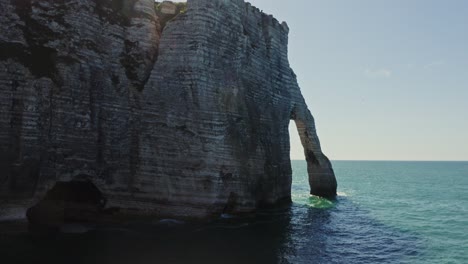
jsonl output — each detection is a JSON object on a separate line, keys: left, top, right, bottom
{"left": 293, "top": 160, "right": 468, "bottom": 264}
{"left": 1, "top": 160, "right": 467, "bottom": 263}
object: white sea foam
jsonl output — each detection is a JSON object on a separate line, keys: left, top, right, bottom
{"left": 220, "top": 213, "right": 236, "bottom": 219}
{"left": 0, "top": 208, "right": 27, "bottom": 222}
{"left": 337, "top": 191, "right": 349, "bottom": 197}
{"left": 158, "top": 219, "right": 185, "bottom": 226}
{"left": 60, "top": 224, "right": 92, "bottom": 234}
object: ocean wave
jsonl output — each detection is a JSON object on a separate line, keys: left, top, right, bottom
{"left": 337, "top": 191, "right": 349, "bottom": 197}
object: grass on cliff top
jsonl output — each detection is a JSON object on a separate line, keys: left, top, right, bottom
{"left": 155, "top": 2, "right": 187, "bottom": 14}
{"left": 154, "top": 2, "right": 187, "bottom": 30}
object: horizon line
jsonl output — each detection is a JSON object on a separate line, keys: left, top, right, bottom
{"left": 290, "top": 159, "right": 468, "bottom": 162}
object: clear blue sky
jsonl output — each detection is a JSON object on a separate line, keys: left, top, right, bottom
{"left": 246, "top": 0, "right": 468, "bottom": 161}
{"left": 176, "top": 0, "right": 468, "bottom": 161}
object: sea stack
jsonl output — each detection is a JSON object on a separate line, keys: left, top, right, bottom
{"left": 0, "top": 0, "right": 337, "bottom": 223}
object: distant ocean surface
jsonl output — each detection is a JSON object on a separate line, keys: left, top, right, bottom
{"left": 1, "top": 160, "right": 467, "bottom": 264}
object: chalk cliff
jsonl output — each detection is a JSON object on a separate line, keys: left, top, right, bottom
{"left": 0, "top": 0, "right": 337, "bottom": 223}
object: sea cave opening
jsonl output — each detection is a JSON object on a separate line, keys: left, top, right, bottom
{"left": 27, "top": 180, "right": 105, "bottom": 227}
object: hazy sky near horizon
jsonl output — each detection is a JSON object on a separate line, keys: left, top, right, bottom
{"left": 173, "top": 0, "right": 468, "bottom": 161}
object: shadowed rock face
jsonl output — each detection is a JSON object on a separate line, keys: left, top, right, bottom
{"left": 0, "top": 0, "right": 337, "bottom": 222}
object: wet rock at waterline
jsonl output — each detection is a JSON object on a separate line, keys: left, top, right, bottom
{"left": 0, "top": 0, "right": 337, "bottom": 224}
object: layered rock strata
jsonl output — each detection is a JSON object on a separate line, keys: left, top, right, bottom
{"left": 0, "top": 0, "right": 337, "bottom": 222}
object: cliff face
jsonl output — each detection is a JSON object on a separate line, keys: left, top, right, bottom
{"left": 0, "top": 0, "right": 337, "bottom": 222}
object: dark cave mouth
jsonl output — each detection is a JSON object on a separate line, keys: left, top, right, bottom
{"left": 27, "top": 181, "right": 106, "bottom": 227}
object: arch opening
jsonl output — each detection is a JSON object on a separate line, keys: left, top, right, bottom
{"left": 288, "top": 121, "right": 306, "bottom": 162}
{"left": 27, "top": 180, "right": 106, "bottom": 228}
{"left": 288, "top": 120, "right": 309, "bottom": 200}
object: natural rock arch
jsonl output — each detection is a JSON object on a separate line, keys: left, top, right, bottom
{"left": 0, "top": 0, "right": 337, "bottom": 221}
{"left": 290, "top": 106, "right": 337, "bottom": 198}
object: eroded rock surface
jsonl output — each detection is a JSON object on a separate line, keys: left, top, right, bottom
{"left": 0, "top": 0, "right": 337, "bottom": 222}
